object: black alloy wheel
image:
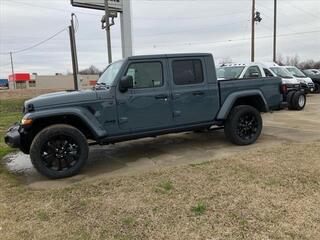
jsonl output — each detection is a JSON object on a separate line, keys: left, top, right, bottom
{"left": 40, "top": 135, "right": 80, "bottom": 172}
{"left": 224, "top": 105, "right": 263, "bottom": 145}
{"left": 30, "top": 124, "right": 89, "bottom": 179}
{"left": 236, "top": 113, "right": 259, "bottom": 141}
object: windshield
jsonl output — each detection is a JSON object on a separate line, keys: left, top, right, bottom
{"left": 218, "top": 66, "right": 245, "bottom": 80}
{"left": 270, "top": 67, "right": 293, "bottom": 79}
{"left": 97, "top": 60, "right": 124, "bottom": 86}
{"left": 286, "top": 67, "right": 306, "bottom": 78}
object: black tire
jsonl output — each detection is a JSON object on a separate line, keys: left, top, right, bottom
{"left": 290, "top": 91, "right": 306, "bottom": 111}
{"left": 224, "top": 105, "right": 263, "bottom": 146}
{"left": 286, "top": 91, "right": 296, "bottom": 110}
{"left": 30, "top": 124, "right": 89, "bottom": 179}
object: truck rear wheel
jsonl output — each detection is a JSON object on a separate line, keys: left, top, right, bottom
{"left": 224, "top": 105, "right": 262, "bottom": 146}
{"left": 289, "top": 91, "right": 306, "bottom": 111}
{"left": 30, "top": 124, "right": 89, "bottom": 179}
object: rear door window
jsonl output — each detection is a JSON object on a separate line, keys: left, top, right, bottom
{"left": 172, "top": 60, "right": 204, "bottom": 85}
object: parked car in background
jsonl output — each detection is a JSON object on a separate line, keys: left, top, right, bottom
{"left": 302, "top": 69, "right": 320, "bottom": 93}
{"left": 285, "top": 66, "right": 315, "bottom": 93}
{"left": 0, "top": 79, "right": 9, "bottom": 89}
{"left": 5, "top": 53, "right": 286, "bottom": 179}
{"left": 217, "top": 62, "right": 305, "bottom": 110}
{"left": 218, "top": 62, "right": 301, "bottom": 90}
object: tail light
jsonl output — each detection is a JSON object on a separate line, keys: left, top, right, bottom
{"left": 280, "top": 84, "right": 288, "bottom": 94}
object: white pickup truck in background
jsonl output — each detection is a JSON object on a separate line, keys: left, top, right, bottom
{"left": 217, "top": 62, "right": 307, "bottom": 111}
{"left": 285, "top": 66, "right": 315, "bottom": 93}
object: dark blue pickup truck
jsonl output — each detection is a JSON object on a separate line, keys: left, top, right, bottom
{"left": 5, "top": 53, "right": 284, "bottom": 179}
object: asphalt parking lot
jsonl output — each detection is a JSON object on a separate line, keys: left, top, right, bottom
{"left": 4, "top": 94, "right": 320, "bottom": 189}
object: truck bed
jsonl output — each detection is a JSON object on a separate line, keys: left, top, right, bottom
{"left": 218, "top": 77, "right": 283, "bottom": 110}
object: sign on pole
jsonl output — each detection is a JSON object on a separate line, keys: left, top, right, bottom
{"left": 71, "top": 0, "right": 123, "bottom": 12}
{"left": 71, "top": 0, "right": 133, "bottom": 58}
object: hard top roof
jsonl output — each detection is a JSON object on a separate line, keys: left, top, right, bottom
{"left": 127, "top": 53, "right": 211, "bottom": 60}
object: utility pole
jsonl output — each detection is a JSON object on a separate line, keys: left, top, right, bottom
{"left": 10, "top": 52, "right": 16, "bottom": 90}
{"left": 251, "top": 0, "right": 256, "bottom": 62}
{"left": 69, "top": 13, "right": 79, "bottom": 90}
{"left": 273, "top": 0, "right": 277, "bottom": 62}
{"left": 104, "top": 0, "right": 112, "bottom": 64}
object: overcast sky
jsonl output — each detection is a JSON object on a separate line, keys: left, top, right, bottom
{"left": 0, "top": 0, "right": 319, "bottom": 78}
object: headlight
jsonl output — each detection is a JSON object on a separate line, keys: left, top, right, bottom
{"left": 21, "top": 117, "right": 33, "bottom": 126}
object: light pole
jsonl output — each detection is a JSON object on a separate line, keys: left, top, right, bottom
{"left": 273, "top": 0, "right": 277, "bottom": 62}
{"left": 69, "top": 13, "right": 79, "bottom": 90}
{"left": 10, "top": 52, "right": 16, "bottom": 90}
{"left": 251, "top": 0, "right": 256, "bottom": 62}
{"left": 104, "top": 0, "right": 112, "bottom": 64}
{"left": 251, "top": 0, "right": 262, "bottom": 62}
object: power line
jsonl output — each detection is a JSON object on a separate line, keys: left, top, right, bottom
{"left": 0, "top": 27, "right": 68, "bottom": 55}
{"left": 143, "top": 29, "right": 320, "bottom": 48}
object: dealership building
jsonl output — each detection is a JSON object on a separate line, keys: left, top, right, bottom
{"left": 8, "top": 73, "right": 99, "bottom": 90}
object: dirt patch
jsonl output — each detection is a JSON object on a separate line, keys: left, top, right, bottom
{"left": 1, "top": 142, "right": 320, "bottom": 240}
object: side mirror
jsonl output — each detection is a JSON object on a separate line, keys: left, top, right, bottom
{"left": 119, "top": 75, "right": 133, "bottom": 92}
{"left": 249, "top": 72, "right": 259, "bottom": 78}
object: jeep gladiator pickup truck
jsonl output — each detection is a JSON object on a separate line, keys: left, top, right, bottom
{"left": 5, "top": 53, "right": 284, "bottom": 179}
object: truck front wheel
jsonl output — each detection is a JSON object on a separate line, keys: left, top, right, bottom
{"left": 224, "top": 105, "right": 262, "bottom": 146}
{"left": 30, "top": 124, "right": 89, "bottom": 179}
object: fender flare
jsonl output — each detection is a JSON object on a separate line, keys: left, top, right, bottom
{"left": 216, "top": 90, "right": 268, "bottom": 120}
{"left": 24, "top": 107, "right": 107, "bottom": 139}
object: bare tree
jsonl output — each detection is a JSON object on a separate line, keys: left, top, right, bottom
{"left": 79, "top": 65, "right": 101, "bottom": 75}
{"left": 276, "top": 54, "right": 285, "bottom": 66}
{"left": 219, "top": 57, "right": 233, "bottom": 65}
{"left": 274, "top": 54, "right": 320, "bottom": 69}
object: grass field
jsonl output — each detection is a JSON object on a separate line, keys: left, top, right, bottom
{"left": 0, "top": 98, "right": 320, "bottom": 240}
{"left": 0, "top": 99, "right": 24, "bottom": 174}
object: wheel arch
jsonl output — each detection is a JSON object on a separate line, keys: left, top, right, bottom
{"left": 217, "top": 90, "right": 268, "bottom": 120}
{"left": 22, "top": 107, "right": 107, "bottom": 153}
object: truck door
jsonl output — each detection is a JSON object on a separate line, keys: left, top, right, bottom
{"left": 169, "top": 57, "right": 217, "bottom": 125}
{"left": 116, "top": 59, "right": 173, "bottom": 131}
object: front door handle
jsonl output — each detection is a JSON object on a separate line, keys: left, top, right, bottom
{"left": 192, "top": 91, "right": 204, "bottom": 96}
{"left": 119, "top": 117, "right": 128, "bottom": 124}
{"left": 155, "top": 94, "right": 168, "bottom": 100}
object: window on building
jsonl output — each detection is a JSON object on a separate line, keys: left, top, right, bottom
{"left": 172, "top": 60, "right": 204, "bottom": 85}
{"left": 16, "top": 81, "right": 27, "bottom": 89}
{"left": 28, "top": 80, "right": 36, "bottom": 88}
{"left": 125, "top": 62, "right": 163, "bottom": 88}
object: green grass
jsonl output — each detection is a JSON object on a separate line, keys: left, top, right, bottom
{"left": 0, "top": 99, "right": 25, "bottom": 173}
{"left": 36, "top": 210, "right": 50, "bottom": 221}
{"left": 191, "top": 202, "right": 206, "bottom": 216}
{"left": 155, "top": 180, "right": 173, "bottom": 194}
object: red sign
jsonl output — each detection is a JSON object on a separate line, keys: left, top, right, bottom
{"left": 8, "top": 73, "right": 30, "bottom": 82}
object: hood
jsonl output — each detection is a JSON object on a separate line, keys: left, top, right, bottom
{"left": 294, "top": 77, "right": 313, "bottom": 84}
{"left": 24, "top": 90, "right": 99, "bottom": 110}
{"left": 281, "top": 77, "right": 300, "bottom": 85}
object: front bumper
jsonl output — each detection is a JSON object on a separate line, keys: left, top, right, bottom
{"left": 4, "top": 124, "right": 21, "bottom": 149}
{"left": 286, "top": 83, "right": 301, "bottom": 91}
{"left": 307, "top": 83, "right": 315, "bottom": 93}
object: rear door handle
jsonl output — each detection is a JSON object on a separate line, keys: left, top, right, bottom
{"left": 192, "top": 91, "right": 204, "bottom": 96}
